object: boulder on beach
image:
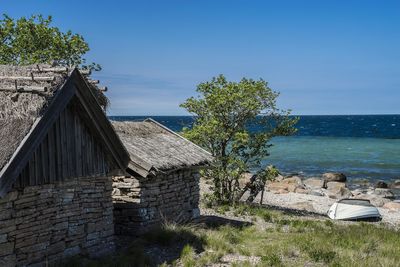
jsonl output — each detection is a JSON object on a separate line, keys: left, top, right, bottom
{"left": 239, "top": 172, "right": 254, "bottom": 188}
{"left": 326, "top": 181, "right": 346, "bottom": 190}
{"left": 389, "top": 180, "right": 400, "bottom": 189}
{"left": 267, "top": 182, "right": 289, "bottom": 193}
{"left": 383, "top": 201, "right": 400, "bottom": 211}
{"left": 325, "top": 182, "right": 352, "bottom": 199}
{"left": 266, "top": 176, "right": 303, "bottom": 194}
{"left": 373, "top": 188, "right": 395, "bottom": 199}
{"left": 357, "top": 194, "right": 390, "bottom": 207}
{"left": 275, "top": 174, "right": 285, "bottom": 182}
{"left": 281, "top": 176, "right": 302, "bottom": 185}
{"left": 295, "top": 187, "right": 309, "bottom": 194}
{"left": 375, "top": 180, "right": 388, "bottom": 189}
{"left": 322, "top": 172, "right": 347, "bottom": 183}
{"left": 304, "top": 178, "right": 324, "bottom": 189}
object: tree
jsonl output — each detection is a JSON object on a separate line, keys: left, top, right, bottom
{"left": 0, "top": 14, "right": 107, "bottom": 108}
{"left": 180, "top": 75, "right": 297, "bottom": 203}
{"left": 0, "top": 14, "right": 99, "bottom": 70}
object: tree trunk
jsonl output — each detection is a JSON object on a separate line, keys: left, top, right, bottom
{"left": 260, "top": 189, "right": 264, "bottom": 205}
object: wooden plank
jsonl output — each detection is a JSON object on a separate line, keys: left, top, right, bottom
{"left": 48, "top": 124, "right": 56, "bottom": 182}
{"left": 29, "top": 156, "right": 35, "bottom": 186}
{"left": 81, "top": 123, "right": 87, "bottom": 176}
{"left": 74, "top": 109, "right": 82, "bottom": 177}
{"left": 41, "top": 136, "right": 49, "bottom": 184}
{"left": 34, "top": 150, "right": 40, "bottom": 185}
{"left": 60, "top": 108, "right": 68, "bottom": 180}
{"left": 66, "top": 106, "right": 74, "bottom": 178}
{"left": 15, "top": 173, "right": 21, "bottom": 189}
{"left": 55, "top": 117, "right": 62, "bottom": 180}
{"left": 72, "top": 69, "right": 129, "bottom": 170}
{"left": 88, "top": 132, "right": 93, "bottom": 174}
{"left": 0, "top": 76, "right": 55, "bottom": 81}
{"left": 94, "top": 141, "right": 99, "bottom": 175}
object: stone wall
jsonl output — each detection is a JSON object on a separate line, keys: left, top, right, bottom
{"left": 113, "top": 169, "right": 200, "bottom": 235}
{"left": 0, "top": 176, "right": 115, "bottom": 267}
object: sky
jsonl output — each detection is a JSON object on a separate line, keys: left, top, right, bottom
{"left": 1, "top": 0, "right": 400, "bottom": 115}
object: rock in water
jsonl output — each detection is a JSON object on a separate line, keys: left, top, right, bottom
{"left": 322, "top": 172, "right": 347, "bottom": 183}
{"left": 375, "top": 180, "right": 388, "bottom": 189}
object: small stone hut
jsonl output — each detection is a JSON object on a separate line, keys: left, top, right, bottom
{"left": 111, "top": 119, "right": 213, "bottom": 235}
{"left": 0, "top": 65, "right": 129, "bottom": 266}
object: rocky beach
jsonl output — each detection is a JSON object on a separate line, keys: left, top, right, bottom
{"left": 207, "top": 172, "right": 400, "bottom": 227}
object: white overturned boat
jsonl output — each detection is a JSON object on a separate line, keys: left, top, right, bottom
{"left": 328, "top": 199, "right": 381, "bottom": 220}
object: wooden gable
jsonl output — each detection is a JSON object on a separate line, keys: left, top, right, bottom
{"left": 0, "top": 69, "right": 129, "bottom": 196}
{"left": 14, "top": 97, "right": 117, "bottom": 187}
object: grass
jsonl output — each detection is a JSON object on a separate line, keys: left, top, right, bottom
{"left": 63, "top": 203, "right": 400, "bottom": 267}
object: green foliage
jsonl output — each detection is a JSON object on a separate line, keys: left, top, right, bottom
{"left": 0, "top": 14, "right": 109, "bottom": 109}
{"left": 181, "top": 75, "right": 298, "bottom": 203}
{"left": 0, "top": 14, "right": 99, "bottom": 70}
{"left": 257, "top": 165, "right": 280, "bottom": 183}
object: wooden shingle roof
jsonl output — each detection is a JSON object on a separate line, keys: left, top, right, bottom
{"left": 112, "top": 119, "right": 213, "bottom": 177}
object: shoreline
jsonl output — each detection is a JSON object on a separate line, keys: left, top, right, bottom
{"left": 200, "top": 173, "right": 400, "bottom": 228}
{"left": 251, "top": 191, "right": 400, "bottom": 228}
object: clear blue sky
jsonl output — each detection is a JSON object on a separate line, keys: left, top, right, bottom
{"left": 2, "top": 0, "right": 400, "bottom": 115}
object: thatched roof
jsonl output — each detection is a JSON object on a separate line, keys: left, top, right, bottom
{"left": 112, "top": 119, "right": 213, "bottom": 177}
{"left": 0, "top": 65, "right": 69, "bottom": 171}
{"left": 0, "top": 65, "right": 129, "bottom": 194}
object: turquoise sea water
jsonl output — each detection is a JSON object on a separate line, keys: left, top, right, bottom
{"left": 110, "top": 115, "right": 400, "bottom": 182}
{"left": 266, "top": 136, "right": 400, "bottom": 182}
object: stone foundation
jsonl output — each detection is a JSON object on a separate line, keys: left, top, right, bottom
{"left": 0, "top": 176, "right": 115, "bottom": 267}
{"left": 113, "top": 169, "right": 200, "bottom": 235}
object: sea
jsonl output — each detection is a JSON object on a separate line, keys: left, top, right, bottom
{"left": 110, "top": 115, "right": 400, "bottom": 183}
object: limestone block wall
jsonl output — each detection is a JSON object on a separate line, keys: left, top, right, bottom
{"left": 0, "top": 176, "right": 115, "bottom": 267}
{"left": 113, "top": 169, "right": 200, "bottom": 235}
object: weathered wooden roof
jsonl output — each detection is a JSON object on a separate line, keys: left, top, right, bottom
{"left": 0, "top": 65, "right": 68, "bottom": 171}
{"left": 0, "top": 65, "right": 129, "bottom": 196}
{"left": 112, "top": 119, "right": 213, "bottom": 177}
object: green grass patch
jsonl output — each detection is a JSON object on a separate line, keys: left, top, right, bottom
{"left": 63, "top": 203, "right": 400, "bottom": 267}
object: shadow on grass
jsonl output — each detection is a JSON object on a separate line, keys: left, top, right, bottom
{"left": 136, "top": 215, "right": 252, "bottom": 266}
{"left": 115, "top": 215, "right": 252, "bottom": 266}
{"left": 194, "top": 215, "right": 252, "bottom": 229}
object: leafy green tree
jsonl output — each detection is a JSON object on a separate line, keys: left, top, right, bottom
{"left": 0, "top": 14, "right": 99, "bottom": 70}
{"left": 181, "top": 75, "right": 297, "bottom": 203}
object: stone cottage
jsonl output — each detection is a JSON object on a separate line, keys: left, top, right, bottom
{"left": 0, "top": 65, "right": 129, "bottom": 266}
{"left": 111, "top": 119, "right": 213, "bottom": 235}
